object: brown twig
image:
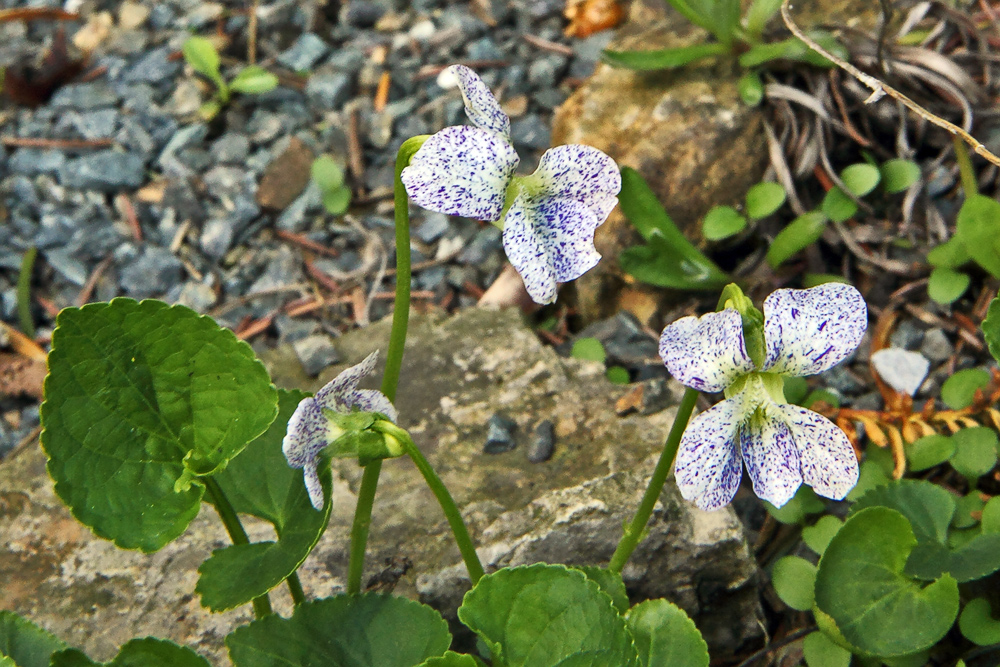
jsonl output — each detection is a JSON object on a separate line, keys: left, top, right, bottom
{"left": 347, "top": 107, "right": 366, "bottom": 198}
{"left": 247, "top": 0, "right": 259, "bottom": 64}
{"left": 276, "top": 229, "right": 340, "bottom": 257}
{"left": 521, "top": 34, "right": 574, "bottom": 56}
{"left": 75, "top": 255, "right": 113, "bottom": 306}
{"left": 116, "top": 193, "right": 142, "bottom": 242}
{"left": 781, "top": 0, "right": 1000, "bottom": 167}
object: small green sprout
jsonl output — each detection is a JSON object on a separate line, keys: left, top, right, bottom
{"left": 182, "top": 36, "right": 279, "bottom": 120}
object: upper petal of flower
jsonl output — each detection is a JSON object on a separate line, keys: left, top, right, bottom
{"left": 740, "top": 409, "right": 803, "bottom": 508}
{"left": 674, "top": 397, "right": 743, "bottom": 511}
{"left": 779, "top": 404, "right": 859, "bottom": 500}
{"left": 761, "top": 283, "right": 867, "bottom": 377}
{"left": 531, "top": 144, "right": 621, "bottom": 222}
{"left": 659, "top": 309, "right": 756, "bottom": 393}
{"left": 447, "top": 65, "right": 510, "bottom": 137}
{"left": 314, "top": 351, "right": 379, "bottom": 408}
{"left": 351, "top": 389, "right": 398, "bottom": 423}
{"left": 281, "top": 397, "right": 330, "bottom": 510}
{"left": 501, "top": 192, "right": 601, "bottom": 304}
{"left": 401, "top": 125, "right": 519, "bottom": 221}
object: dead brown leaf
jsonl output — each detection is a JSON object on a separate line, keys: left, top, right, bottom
{"left": 0, "top": 354, "right": 46, "bottom": 400}
{"left": 564, "top": 0, "right": 623, "bottom": 38}
{"left": 256, "top": 137, "right": 315, "bottom": 210}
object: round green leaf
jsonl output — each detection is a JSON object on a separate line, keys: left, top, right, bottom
{"left": 745, "top": 182, "right": 786, "bottom": 219}
{"left": 0, "top": 611, "right": 67, "bottom": 667}
{"left": 952, "top": 492, "right": 985, "bottom": 529}
{"left": 956, "top": 194, "right": 1000, "bottom": 278}
{"left": 771, "top": 556, "right": 816, "bottom": 611}
{"left": 50, "top": 638, "right": 211, "bottom": 667}
{"left": 905, "top": 434, "right": 955, "bottom": 472}
{"left": 322, "top": 186, "right": 352, "bottom": 216}
{"left": 802, "top": 515, "right": 843, "bottom": 557}
{"left": 197, "top": 390, "right": 333, "bottom": 611}
{"left": 765, "top": 486, "right": 825, "bottom": 524}
{"left": 820, "top": 188, "right": 857, "bottom": 223}
{"left": 802, "top": 274, "right": 849, "bottom": 288}
{"left": 311, "top": 156, "right": 344, "bottom": 191}
{"left": 959, "top": 598, "right": 1000, "bottom": 646}
{"left": 941, "top": 369, "right": 991, "bottom": 410}
{"left": 227, "top": 595, "right": 451, "bottom": 667}
{"left": 702, "top": 206, "right": 747, "bottom": 241}
{"left": 766, "top": 211, "right": 828, "bottom": 268}
{"left": 880, "top": 159, "right": 921, "bottom": 194}
{"left": 571, "top": 338, "right": 606, "bottom": 364}
{"left": 626, "top": 600, "right": 709, "bottom": 667}
{"left": 802, "top": 631, "right": 851, "bottom": 667}
{"left": 850, "top": 479, "right": 955, "bottom": 545}
{"left": 814, "top": 507, "right": 959, "bottom": 657}
{"left": 928, "top": 267, "right": 970, "bottom": 305}
{"left": 927, "top": 237, "right": 971, "bottom": 269}
{"left": 981, "top": 496, "right": 1000, "bottom": 534}
{"left": 950, "top": 426, "right": 998, "bottom": 480}
{"left": 839, "top": 163, "right": 881, "bottom": 197}
{"left": 606, "top": 366, "right": 630, "bottom": 385}
{"left": 229, "top": 66, "right": 279, "bottom": 95}
{"left": 982, "top": 295, "right": 1000, "bottom": 365}
{"left": 737, "top": 70, "right": 764, "bottom": 106}
{"left": 40, "top": 299, "right": 278, "bottom": 552}
{"left": 457, "top": 564, "right": 638, "bottom": 667}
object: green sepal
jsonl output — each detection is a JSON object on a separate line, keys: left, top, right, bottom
{"left": 716, "top": 283, "right": 765, "bottom": 367}
{"left": 399, "top": 135, "right": 430, "bottom": 169}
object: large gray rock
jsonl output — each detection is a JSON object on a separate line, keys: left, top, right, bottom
{"left": 0, "top": 308, "right": 763, "bottom": 664}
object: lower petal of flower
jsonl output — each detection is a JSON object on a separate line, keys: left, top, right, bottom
{"left": 674, "top": 397, "right": 743, "bottom": 511}
{"left": 740, "top": 411, "right": 803, "bottom": 508}
{"left": 303, "top": 462, "right": 325, "bottom": 510}
{"left": 780, "top": 404, "right": 859, "bottom": 500}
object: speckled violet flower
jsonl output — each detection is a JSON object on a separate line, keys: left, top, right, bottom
{"left": 659, "top": 283, "right": 867, "bottom": 511}
{"left": 282, "top": 351, "right": 398, "bottom": 510}
{"left": 400, "top": 65, "right": 621, "bottom": 304}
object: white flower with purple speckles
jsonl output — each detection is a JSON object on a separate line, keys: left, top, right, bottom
{"left": 400, "top": 65, "right": 621, "bottom": 304}
{"left": 659, "top": 283, "right": 867, "bottom": 511}
{"left": 282, "top": 351, "right": 397, "bottom": 510}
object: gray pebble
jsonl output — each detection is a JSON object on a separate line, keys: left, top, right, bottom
{"left": 484, "top": 413, "right": 518, "bottom": 454}
{"left": 528, "top": 56, "right": 566, "bottom": 89}
{"left": 44, "top": 247, "right": 89, "bottom": 286}
{"left": 344, "top": 1, "right": 386, "bottom": 27}
{"left": 123, "top": 47, "right": 180, "bottom": 84}
{"left": 528, "top": 419, "right": 555, "bottom": 462}
{"left": 211, "top": 133, "right": 251, "bottom": 164}
{"left": 293, "top": 334, "right": 342, "bottom": 376}
{"left": 120, "top": 247, "right": 183, "bottom": 299}
{"left": 416, "top": 213, "right": 450, "bottom": 243}
{"left": 200, "top": 218, "right": 236, "bottom": 261}
{"left": 60, "top": 151, "right": 145, "bottom": 191}
{"left": 174, "top": 281, "right": 217, "bottom": 313}
{"left": 889, "top": 320, "right": 924, "bottom": 350}
{"left": 920, "top": 329, "right": 952, "bottom": 363}
{"left": 306, "top": 72, "right": 354, "bottom": 110}
{"left": 638, "top": 378, "right": 674, "bottom": 415}
{"left": 274, "top": 313, "right": 319, "bottom": 343}
{"left": 49, "top": 82, "right": 119, "bottom": 109}
{"left": 277, "top": 33, "right": 330, "bottom": 72}
{"left": 458, "top": 226, "right": 502, "bottom": 264}
{"left": 69, "top": 109, "right": 119, "bottom": 140}
{"left": 509, "top": 115, "right": 551, "bottom": 151}
{"left": 9, "top": 149, "right": 65, "bottom": 177}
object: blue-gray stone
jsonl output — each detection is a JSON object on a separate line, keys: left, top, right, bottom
{"left": 123, "top": 47, "right": 180, "bottom": 84}
{"left": 484, "top": 413, "right": 518, "bottom": 454}
{"left": 293, "top": 334, "right": 342, "bottom": 376}
{"left": 344, "top": 1, "right": 386, "bottom": 27}
{"left": 510, "top": 115, "right": 551, "bottom": 151}
{"left": 158, "top": 124, "right": 209, "bottom": 172}
{"left": 466, "top": 36, "right": 504, "bottom": 61}
{"left": 920, "top": 329, "right": 952, "bottom": 363}
{"left": 534, "top": 88, "right": 567, "bottom": 110}
{"left": 325, "top": 48, "right": 365, "bottom": 75}
{"left": 210, "top": 133, "right": 251, "bottom": 164}
{"left": 458, "top": 226, "right": 502, "bottom": 265}
{"left": 528, "top": 56, "right": 566, "bottom": 89}
{"left": 147, "top": 4, "right": 175, "bottom": 29}
{"left": 49, "top": 82, "right": 119, "bottom": 109}
{"left": 43, "top": 248, "right": 89, "bottom": 286}
{"left": 119, "top": 247, "right": 183, "bottom": 299}
{"left": 200, "top": 218, "right": 236, "bottom": 261}
{"left": 69, "top": 109, "right": 120, "bottom": 140}
{"left": 9, "top": 149, "right": 65, "bottom": 177}
{"left": 528, "top": 420, "right": 555, "bottom": 462}
{"left": 276, "top": 181, "right": 322, "bottom": 233}
{"left": 416, "top": 212, "right": 450, "bottom": 243}
{"left": 306, "top": 72, "right": 354, "bottom": 110}
{"left": 277, "top": 33, "right": 330, "bottom": 72}
{"left": 60, "top": 151, "right": 145, "bottom": 191}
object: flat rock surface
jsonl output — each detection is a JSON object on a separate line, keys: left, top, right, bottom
{"left": 1, "top": 307, "right": 763, "bottom": 663}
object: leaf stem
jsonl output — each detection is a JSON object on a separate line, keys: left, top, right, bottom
{"left": 608, "top": 387, "right": 699, "bottom": 573}
{"left": 203, "top": 476, "right": 273, "bottom": 618}
{"left": 374, "top": 421, "right": 485, "bottom": 584}
{"left": 346, "top": 140, "right": 419, "bottom": 595}
{"left": 953, "top": 136, "right": 978, "bottom": 196}
{"left": 17, "top": 247, "right": 36, "bottom": 338}
{"left": 286, "top": 572, "right": 306, "bottom": 605}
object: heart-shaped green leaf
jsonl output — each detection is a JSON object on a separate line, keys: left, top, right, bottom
{"left": 702, "top": 206, "right": 746, "bottom": 241}
{"left": 941, "top": 371, "right": 991, "bottom": 411}
{"left": 50, "top": 639, "right": 211, "bottom": 666}
{"left": 745, "top": 182, "right": 786, "bottom": 219}
{"left": 850, "top": 480, "right": 955, "bottom": 545}
{"left": 575, "top": 567, "right": 629, "bottom": 615}
{"left": 196, "top": 389, "right": 333, "bottom": 611}
{"left": 416, "top": 653, "right": 483, "bottom": 667}
{"left": 802, "top": 631, "right": 851, "bottom": 667}
{"left": 814, "top": 507, "right": 959, "bottom": 657}
{"left": 905, "top": 434, "right": 955, "bottom": 472}
{"left": 959, "top": 598, "right": 1000, "bottom": 646}
{"left": 771, "top": 556, "right": 817, "bottom": 611}
{"left": 949, "top": 426, "right": 998, "bottom": 479}
{"left": 458, "top": 564, "right": 639, "bottom": 667}
{"left": 626, "top": 600, "right": 708, "bottom": 667}
{"left": 983, "top": 295, "right": 1000, "bottom": 364}
{"left": 41, "top": 298, "right": 278, "bottom": 552}
{"left": 0, "top": 611, "right": 67, "bottom": 667}
{"left": 802, "top": 515, "right": 843, "bottom": 556}
{"left": 956, "top": 194, "right": 1000, "bottom": 278}
{"left": 880, "top": 159, "right": 921, "bottom": 194}
{"left": 227, "top": 595, "right": 451, "bottom": 667}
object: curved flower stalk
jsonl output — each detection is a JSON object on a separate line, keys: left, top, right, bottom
{"left": 282, "top": 351, "right": 398, "bottom": 510}
{"left": 659, "top": 283, "right": 867, "bottom": 510}
{"left": 401, "top": 65, "right": 622, "bottom": 304}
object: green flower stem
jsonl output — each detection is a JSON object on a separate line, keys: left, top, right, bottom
{"left": 953, "top": 136, "right": 978, "bottom": 195}
{"left": 374, "top": 421, "right": 485, "bottom": 584}
{"left": 286, "top": 572, "right": 306, "bottom": 605}
{"left": 608, "top": 387, "right": 699, "bottom": 574}
{"left": 346, "top": 139, "right": 424, "bottom": 595}
{"left": 17, "top": 246, "right": 36, "bottom": 338}
{"left": 203, "top": 476, "right": 273, "bottom": 618}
